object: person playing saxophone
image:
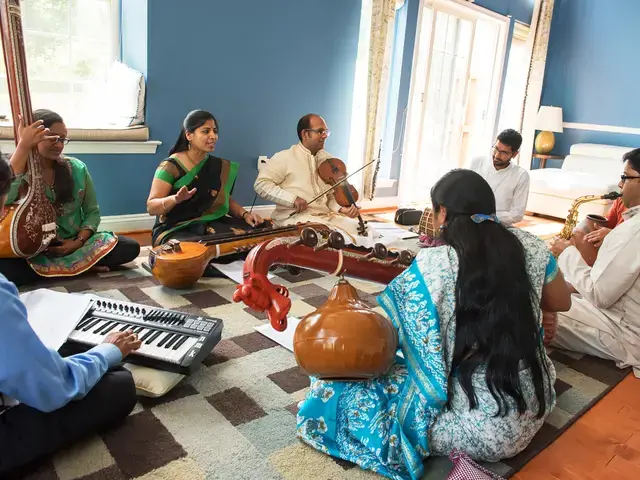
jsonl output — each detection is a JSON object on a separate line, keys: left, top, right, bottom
{"left": 549, "top": 147, "right": 640, "bottom": 378}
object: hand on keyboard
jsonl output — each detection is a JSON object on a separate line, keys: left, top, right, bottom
{"left": 104, "top": 330, "right": 142, "bottom": 358}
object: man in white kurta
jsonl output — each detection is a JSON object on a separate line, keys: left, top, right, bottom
{"left": 551, "top": 149, "right": 640, "bottom": 377}
{"left": 468, "top": 129, "right": 530, "bottom": 226}
{"left": 254, "top": 114, "right": 369, "bottom": 244}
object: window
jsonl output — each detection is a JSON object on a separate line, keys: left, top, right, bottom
{"left": 496, "top": 22, "right": 531, "bottom": 134}
{"left": 0, "top": 0, "right": 120, "bottom": 127}
{"left": 398, "top": 0, "right": 509, "bottom": 204}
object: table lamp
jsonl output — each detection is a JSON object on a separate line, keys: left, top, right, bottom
{"left": 535, "top": 106, "right": 563, "bottom": 154}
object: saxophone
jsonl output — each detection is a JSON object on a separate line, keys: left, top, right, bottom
{"left": 558, "top": 191, "right": 621, "bottom": 240}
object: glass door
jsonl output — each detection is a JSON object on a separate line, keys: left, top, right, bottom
{"left": 399, "top": 0, "right": 508, "bottom": 205}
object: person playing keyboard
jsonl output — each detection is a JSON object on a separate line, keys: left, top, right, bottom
{"left": 0, "top": 155, "right": 142, "bottom": 476}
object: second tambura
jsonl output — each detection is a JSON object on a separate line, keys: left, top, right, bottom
{"left": 418, "top": 206, "right": 437, "bottom": 237}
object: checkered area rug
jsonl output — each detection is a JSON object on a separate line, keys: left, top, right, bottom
{"left": 18, "top": 243, "right": 628, "bottom": 480}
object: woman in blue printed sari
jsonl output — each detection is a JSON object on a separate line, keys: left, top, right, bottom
{"left": 297, "top": 169, "right": 572, "bottom": 479}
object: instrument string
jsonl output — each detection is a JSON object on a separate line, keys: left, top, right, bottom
{"left": 248, "top": 192, "right": 258, "bottom": 214}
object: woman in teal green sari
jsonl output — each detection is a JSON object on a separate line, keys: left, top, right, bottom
{"left": 296, "top": 170, "right": 572, "bottom": 479}
{"left": 0, "top": 110, "right": 140, "bottom": 287}
{"left": 147, "top": 110, "right": 267, "bottom": 247}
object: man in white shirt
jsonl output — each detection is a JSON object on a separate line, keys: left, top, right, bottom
{"left": 254, "top": 114, "right": 363, "bottom": 239}
{"left": 549, "top": 148, "right": 640, "bottom": 377}
{"left": 468, "top": 129, "right": 530, "bottom": 226}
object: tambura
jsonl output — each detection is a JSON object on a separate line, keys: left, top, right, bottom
{"left": 418, "top": 207, "right": 437, "bottom": 237}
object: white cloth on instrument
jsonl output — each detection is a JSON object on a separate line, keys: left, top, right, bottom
{"left": 468, "top": 156, "right": 530, "bottom": 226}
{"left": 553, "top": 205, "right": 640, "bottom": 377}
{"left": 254, "top": 143, "right": 383, "bottom": 245}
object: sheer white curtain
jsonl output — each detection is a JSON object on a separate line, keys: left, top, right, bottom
{"left": 360, "top": 0, "right": 402, "bottom": 199}
{"left": 518, "top": 0, "right": 555, "bottom": 170}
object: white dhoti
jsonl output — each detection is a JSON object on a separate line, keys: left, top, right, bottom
{"left": 274, "top": 211, "right": 364, "bottom": 241}
{"left": 552, "top": 294, "right": 640, "bottom": 378}
{"left": 554, "top": 210, "right": 640, "bottom": 379}
{"left": 273, "top": 211, "right": 411, "bottom": 250}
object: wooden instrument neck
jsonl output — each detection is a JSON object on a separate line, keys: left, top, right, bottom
{"left": 200, "top": 225, "right": 299, "bottom": 246}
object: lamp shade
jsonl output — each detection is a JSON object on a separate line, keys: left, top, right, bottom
{"left": 536, "top": 106, "right": 563, "bottom": 133}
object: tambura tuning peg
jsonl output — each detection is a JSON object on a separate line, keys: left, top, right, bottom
{"left": 315, "top": 231, "right": 345, "bottom": 251}
{"left": 391, "top": 250, "right": 414, "bottom": 266}
{"left": 165, "top": 239, "right": 182, "bottom": 253}
{"left": 288, "top": 228, "right": 319, "bottom": 248}
{"left": 364, "top": 243, "right": 388, "bottom": 260}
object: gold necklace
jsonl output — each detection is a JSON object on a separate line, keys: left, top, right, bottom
{"left": 44, "top": 168, "right": 56, "bottom": 186}
{"left": 185, "top": 150, "right": 205, "bottom": 168}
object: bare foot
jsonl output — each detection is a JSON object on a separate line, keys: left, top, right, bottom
{"left": 90, "top": 265, "right": 110, "bottom": 273}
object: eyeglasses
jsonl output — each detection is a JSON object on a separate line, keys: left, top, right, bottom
{"left": 305, "top": 128, "right": 331, "bottom": 137}
{"left": 491, "top": 145, "right": 512, "bottom": 157}
{"left": 620, "top": 174, "right": 640, "bottom": 183}
{"left": 54, "top": 137, "right": 70, "bottom": 145}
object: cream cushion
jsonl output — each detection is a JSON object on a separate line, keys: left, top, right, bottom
{"left": 104, "top": 61, "right": 146, "bottom": 127}
{"left": 123, "top": 363, "right": 185, "bottom": 398}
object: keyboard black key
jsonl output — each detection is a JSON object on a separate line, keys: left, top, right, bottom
{"left": 76, "top": 316, "right": 95, "bottom": 330}
{"left": 140, "top": 330, "right": 155, "bottom": 342}
{"left": 165, "top": 334, "right": 182, "bottom": 349}
{"left": 173, "top": 335, "right": 189, "bottom": 350}
{"left": 146, "top": 331, "right": 163, "bottom": 345}
{"left": 102, "top": 323, "right": 118, "bottom": 335}
{"left": 94, "top": 321, "right": 115, "bottom": 335}
{"left": 157, "top": 332, "right": 173, "bottom": 348}
{"left": 82, "top": 318, "right": 101, "bottom": 331}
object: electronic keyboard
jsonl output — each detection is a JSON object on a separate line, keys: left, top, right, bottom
{"left": 61, "top": 295, "right": 223, "bottom": 374}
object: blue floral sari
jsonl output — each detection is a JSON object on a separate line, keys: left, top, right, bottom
{"left": 296, "top": 228, "right": 557, "bottom": 479}
{"left": 297, "top": 259, "right": 451, "bottom": 480}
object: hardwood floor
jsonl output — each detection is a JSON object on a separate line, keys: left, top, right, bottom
{"left": 120, "top": 214, "right": 640, "bottom": 479}
{"left": 119, "top": 230, "right": 152, "bottom": 247}
{"left": 516, "top": 374, "right": 640, "bottom": 480}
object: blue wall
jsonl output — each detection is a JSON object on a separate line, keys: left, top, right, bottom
{"left": 474, "top": 0, "right": 534, "bottom": 24}
{"left": 121, "top": 0, "right": 147, "bottom": 77}
{"left": 540, "top": 0, "right": 640, "bottom": 159}
{"left": 83, "top": 0, "right": 361, "bottom": 216}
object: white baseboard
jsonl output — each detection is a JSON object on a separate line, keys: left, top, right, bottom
{"left": 98, "top": 204, "right": 276, "bottom": 233}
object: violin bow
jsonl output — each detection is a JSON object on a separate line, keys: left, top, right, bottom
{"left": 288, "top": 158, "right": 377, "bottom": 218}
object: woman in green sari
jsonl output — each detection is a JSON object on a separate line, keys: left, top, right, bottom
{"left": 0, "top": 110, "right": 141, "bottom": 287}
{"left": 147, "top": 110, "right": 267, "bottom": 246}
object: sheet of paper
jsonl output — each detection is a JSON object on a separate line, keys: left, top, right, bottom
{"left": 19, "top": 289, "right": 93, "bottom": 350}
{"left": 254, "top": 317, "right": 301, "bottom": 352}
{"left": 368, "top": 222, "right": 419, "bottom": 240}
{"left": 210, "top": 259, "right": 274, "bottom": 284}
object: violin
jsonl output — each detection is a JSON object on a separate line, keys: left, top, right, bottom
{"left": 317, "top": 158, "right": 367, "bottom": 235}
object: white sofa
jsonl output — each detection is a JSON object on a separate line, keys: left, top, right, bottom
{"left": 526, "top": 143, "right": 633, "bottom": 220}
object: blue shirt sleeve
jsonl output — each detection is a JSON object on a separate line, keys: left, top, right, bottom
{"left": 545, "top": 252, "right": 558, "bottom": 285}
{"left": 0, "top": 276, "right": 122, "bottom": 412}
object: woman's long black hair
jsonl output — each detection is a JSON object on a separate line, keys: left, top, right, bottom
{"left": 432, "top": 169, "right": 551, "bottom": 418}
{"left": 33, "top": 109, "right": 73, "bottom": 204}
{"left": 169, "top": 110, "right": 218, "bottom": 155}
